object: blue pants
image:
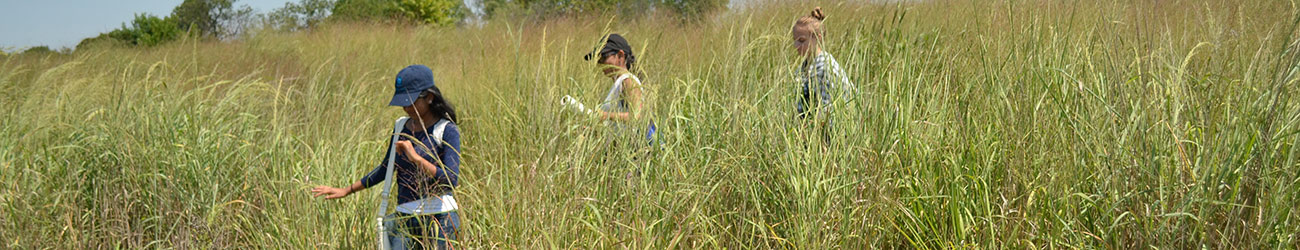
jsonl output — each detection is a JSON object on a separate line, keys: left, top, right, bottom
{"left": 645, "top": 120, "right": 657, "bottom": 146}
{"left": 387, "top": 211, "right": 460, "bottom": 250}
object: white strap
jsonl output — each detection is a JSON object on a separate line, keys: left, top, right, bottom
{"left": 602, "top": 73, "right": 642, "bottom": 107}
{"left": 602, "top": 74, "right": 629, "bottom": 103}
{"left": 429, "top": 119, "right": 450, "bottom": 145}
{"left": 376, "top": 116, "right": 408, "bottom": 250}
{"left": 395, "top": 193, "right": 458, "bottom": 215}
{"left": 614, "top": 74, "right": 632, "bottom": 86}
{"left": 615, "top": 73, "right": 641, "bottom": 90}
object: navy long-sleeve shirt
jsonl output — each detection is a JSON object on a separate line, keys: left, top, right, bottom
{"left": 360, "top": 120, "right": 462, "bottom": 204}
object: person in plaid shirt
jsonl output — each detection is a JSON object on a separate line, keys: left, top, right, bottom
{"left": 793, "top": 7, "right": 856, "bottom": 121}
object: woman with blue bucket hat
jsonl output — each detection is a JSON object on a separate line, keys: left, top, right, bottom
{"left": 312, "top": 64, "right": 463, "bottom": 249}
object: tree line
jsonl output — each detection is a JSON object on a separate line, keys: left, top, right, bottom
{"left": 1, "top": 0, "right": 727, "bottom": 56}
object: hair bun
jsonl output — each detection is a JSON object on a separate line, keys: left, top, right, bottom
{"left": 811, "top": 7, "right": 826, "bottom": 21}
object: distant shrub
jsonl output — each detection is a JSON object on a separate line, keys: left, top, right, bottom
{"left": 479, "top": 0, "right": 727, "bottom": 23}
{"left": 332, "top": 0, "right": 465, "bottom": 26}
{"left": 77, "top": 13, "right": 183, "bottom": 50}
{"left": 331, "top": 0, "right": 402, "bottom": 21}
{"left": 74, "top": 33, "right": 131, "bottom": 51}
{"left": 171, "top": 0, "right": 255, "bottom": 39}
{"left": 266, "top": 0, "right": 336, "bottom": 31}
{"left": 660, "top": 0, "right": 727, "bottom": 22}
{"left": 124, "top": 14, "right": 185, "bottom": 46}
{"left": 19, "top": 46, "right": 55, "bottom": 55}
{"left": 396, "top": 0, "right": 465, "bottom": 26}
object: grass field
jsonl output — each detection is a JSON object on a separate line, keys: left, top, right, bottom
{"left": 2, "top": 0, "right": 1299, "bottom": 248}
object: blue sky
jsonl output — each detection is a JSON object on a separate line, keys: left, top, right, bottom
{"left": 0, "top": 0, "right": 295, "bottom": 51}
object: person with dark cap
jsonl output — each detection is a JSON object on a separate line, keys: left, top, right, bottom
{"left": 564, "top": 33, "right": 656, "bottom": 144}
{"left": 312, "top": 64, "right": 463, "bottom": 249}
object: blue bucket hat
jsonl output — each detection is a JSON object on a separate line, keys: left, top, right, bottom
{"left": 389, "top": 65, "right": 436, "bottom": 107}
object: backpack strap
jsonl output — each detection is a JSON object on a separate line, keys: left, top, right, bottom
{"left": 429, "top": 119, "right": 451, "bottom": 146}
{"left": 617, "top": 73, "right": 643, "bottom": 92}
{"left": 614, "top": 74, "right": 632, "bottom": 87}
{"left": 376, "top": 116, "right": 409, "bottom": 250}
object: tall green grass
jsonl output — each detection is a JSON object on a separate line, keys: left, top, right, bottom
{"left": 2, "top": 0, "right": 1298, "bottom": 248}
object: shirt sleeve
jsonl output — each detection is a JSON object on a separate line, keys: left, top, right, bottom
{"left": 815, "top": 60, "right": 834, "bottom": 110}
{"left": 797, "top": 82, "right": 810, "bottom": 117}
{"left": 359, "top": 136, "right": 395, "bottom": 188}
{"left": 828, "top": 58, "right": 855, "bottom": 99}
{"left": 430, "top": 124, "right": 462, "bottom": 188}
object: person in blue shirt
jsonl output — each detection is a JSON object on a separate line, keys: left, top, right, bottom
{"left": 312, "top": 65, "right": 462, "bottom": 249}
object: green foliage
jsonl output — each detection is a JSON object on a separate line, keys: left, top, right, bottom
{"left": 331, "top": 0, "right": 402, "bottom": 21}
{"left": 171, "top": 0, "right": 254, "bottom": 38}
{"left": 19, "top": 46, "right": 54, "bottom": 55}
{"left": 479, "top": 0, "right": 727, "bottom": 21}
{"left": 78, "top": 13, "right": 183, "bottom": 49}
{"left": 396, "top": 0, "right": 464, "bottom": 25}
{"left": 502, "top": 0, "right": 636, "bottom": 16}
{"left": 122, "top": 14, "right": 184, "bottom": 46}
{"left": 660, "top": 0, "right": 726, "bottom": 22}
{"left": 331, "top": 0, "right": 465, "bottom": 25}
{"left": 267, "top": 0, "right": 337, "bottom": 31}
{"left": 75, "top": 33, "right": 130, "bottom": 51}
{"left": 74, "top": 0, "right": 248, "bottom": 52}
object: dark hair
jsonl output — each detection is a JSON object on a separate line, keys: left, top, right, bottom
{"left": 601, "top": 52, "right": 636, "bottom": 73}
{"left": 420, "top": 87, "right": 458, "bottom": 123}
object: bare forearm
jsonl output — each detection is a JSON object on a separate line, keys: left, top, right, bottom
{"left": 403, "top": 150, "right": 440, "bottom": 176}
{"left": 312, "top": 181, "right": 364, "bottom": 199}
{"left": 600, "top": 111, "right": 632, "bottom": 121}
{"left": 345, "top": 181, "right": 364, "bottom": 194}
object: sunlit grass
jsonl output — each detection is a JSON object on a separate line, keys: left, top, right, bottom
{"left": 2, "top": 0, "right": 1298, "bottom": 248}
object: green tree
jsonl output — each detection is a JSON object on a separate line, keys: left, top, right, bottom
{"left": 121, "top": 14, "right": 184, "bottom": 46}
{"left": 331, "top": 0, "right": 401, "bottom": 21}
{"left": 19, "top": 46, "right": 55, "bottom": 55}
{"left": 396, "top": 0, "right": 465, "bottom": 25}
{"left": 172, "top": 0, "right": 254, "bottom": 38}
{"left": 476, "top": 0, "right": 725, "bottom": 21}
{"left": 331, "top": 0, "right": 465, "bottom": 26}
{"left": 78, "top": 13, "right": 183, "bottom": 50}
{"left": 267, "top": 0, "right": 337, "bottom": 31}
{"left": 75, "top": 33, "right": 129, "bottom": 51}
{"left": 660, "top": 0, "right": 727, "bottom": 22}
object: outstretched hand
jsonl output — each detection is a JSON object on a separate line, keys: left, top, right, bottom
{"left": 561, "top": 95, "right": 595, "bottom": 116}
{"left": 311, "top": 185, "right": 349, "bottom": 199}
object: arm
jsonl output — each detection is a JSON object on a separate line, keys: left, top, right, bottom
{"left": 311, "top": 137, "right": 394, "bottom": 199}
{"left": 396, "top": 140, "right": 439, "bottom": 179}
{"left": 396, "top": 125, "right": 462, "bottom": 187}
{"left": 311, "top": 181, "right": 365, "bottom": 199}
{"left": 431, "top": 125, "right": 461, "bottom": 187}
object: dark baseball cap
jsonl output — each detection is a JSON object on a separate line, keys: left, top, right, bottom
{"left": 389, "top": 64, "right": 436, "bottom": 107}
{"left": 584, "top": 33, "right": 632, "bottom": 61}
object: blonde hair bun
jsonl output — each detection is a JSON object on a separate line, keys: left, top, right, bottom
{"left": 811, "top": 7, "right": 826, "bottom": 21}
